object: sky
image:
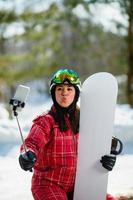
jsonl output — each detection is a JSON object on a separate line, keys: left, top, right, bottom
{"left": 0, "top": 0, "right": 128, "bottom": 37}
{"left": 91, "top": 3, "right": 128, "bottom": 35}
{"left": 73, "top": 2, "right": 128, "bottom": 35}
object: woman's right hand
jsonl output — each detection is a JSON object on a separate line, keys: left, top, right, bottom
{"left": 19, "top": 151, "right": 37, "bottom": 171}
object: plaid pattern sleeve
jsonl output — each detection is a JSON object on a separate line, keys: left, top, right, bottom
{"left": 20, "top": 113, "right": 53, "bottom": 155}
{"left": 21, "top": 112, "right": 79, "bottom": 193}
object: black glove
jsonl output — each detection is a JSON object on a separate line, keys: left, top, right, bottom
{"left": 19, "top": 151, "right": 37, "bottom": 171}
{"left": 111, "top": 136, "right": 123, "bottom": 155}
{"left": 100, "top": 154, "right": 116, "bottom": 171}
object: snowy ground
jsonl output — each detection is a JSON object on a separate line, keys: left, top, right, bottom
{"left": 0, "top": 155, "right": 33, "bottom": 200}
{"left": 0, "top": 153, "right": 133, "bottom": 200}
{"left": 0, "top": 101, "right": 133, "bottom": 199}
{"left": 108, "top": 155, "right": 133, "bottom": 197}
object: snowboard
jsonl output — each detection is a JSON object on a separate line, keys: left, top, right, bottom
{"left": 74, "top": 72, "right": 118, "bottom": 200}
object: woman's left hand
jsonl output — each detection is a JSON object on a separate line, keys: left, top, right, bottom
{"left": 100, "top": 154, "right": 116, "bottom": 171}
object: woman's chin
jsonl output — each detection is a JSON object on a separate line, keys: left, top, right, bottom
{"left": 59, "top": 102, "right": 70, "bottom": 108}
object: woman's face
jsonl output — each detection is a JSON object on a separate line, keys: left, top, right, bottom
{"left": 55, "top": 84, "right": 76, "bottom": 108}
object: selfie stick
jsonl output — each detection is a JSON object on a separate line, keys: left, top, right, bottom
{"left": 9, "top": 85, "right": 30, "bottom": 153}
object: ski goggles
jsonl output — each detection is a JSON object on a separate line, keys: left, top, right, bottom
{"left": 52, "top": 69, "right": 81, "bottom": 85}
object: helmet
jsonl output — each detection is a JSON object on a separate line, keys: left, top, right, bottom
{"left": 50, "top": 68, "right": 81, "bottom": 91}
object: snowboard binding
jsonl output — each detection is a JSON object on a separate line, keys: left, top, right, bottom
{"left": 111, "top": 136, "right": 123, "bottom": 155}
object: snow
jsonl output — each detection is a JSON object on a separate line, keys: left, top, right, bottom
{"left": 0, "top": 156, "right": 33, "bottom": 200}
{"left": 0, "top": 101, "right": 133, "bottom": 199}
{"left": 108, "top": 155, "right": 133, "bottom": 196}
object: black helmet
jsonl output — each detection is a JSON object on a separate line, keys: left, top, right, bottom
{"left": 49, "top": 68, "right": 80, "bottom": 133}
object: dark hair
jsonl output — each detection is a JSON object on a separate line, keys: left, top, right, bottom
{"left": 50, "top": 85, "right": 80, "bottom": 134}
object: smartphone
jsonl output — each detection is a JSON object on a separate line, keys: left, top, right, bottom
{"left": 14, "top": 85, "right": 30, "bottom": 103}
{"left": 9, "top": 85, "right": 30, "bottom": 111}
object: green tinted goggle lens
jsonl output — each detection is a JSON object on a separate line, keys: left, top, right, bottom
{"left": 53, "top": 71, "right": 80, "bottom": 84}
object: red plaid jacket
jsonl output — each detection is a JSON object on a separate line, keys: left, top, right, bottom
{"left": 21, "top": 107, "right": 78, "bottom": 192}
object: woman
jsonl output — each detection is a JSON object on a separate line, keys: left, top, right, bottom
{"left": 19, "top": 69, "right": 117, "bottom": 200}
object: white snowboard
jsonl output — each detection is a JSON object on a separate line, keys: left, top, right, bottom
{"left": 74, "top": 72, "right": 118, "bottom": 200}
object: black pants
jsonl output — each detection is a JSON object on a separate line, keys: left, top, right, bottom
{"left": 67, "top": 191, "right": 74, "bottom": 200}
